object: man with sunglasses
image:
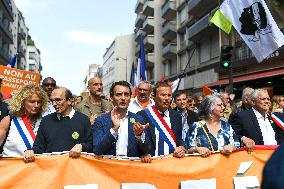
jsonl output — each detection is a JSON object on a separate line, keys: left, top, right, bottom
{"left": 42, "top": 77, "right": 57, "bottom": 116}
{"left": 24, "top": 87, "right": 93, "bottom": 162}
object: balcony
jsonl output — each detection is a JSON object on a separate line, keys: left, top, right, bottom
{"left": 135, "top": 0, "right": 145, "bottom": 14}
{"left": 188, "top": 0, "right": 218, "bottom": 18}
{"left": 177, "top": 0, "right": 186, "bottom": 10}
{"left": 3, "top": 0, "right": 14, "bottom": 20}
{"left": 145, "top": 53, "right": 154, "bottom": 64}
{"left": 162, "top": 21, "right": 176, "bottom": 41}
{"left": 0, "top": 49, "right": 10, "bottom": 63}
{"left": 143, "top": 17, "right": 154, "bottom": 34}
{"left": 143, "top": 0, "right": 154, "bottom": 17}
{"left": 135, "top": 29, "right": 145, "bottom": 42}
{"left": 18, "top": 27, "right": 27, "bottom": 40}
{"left": 135, "top": 13, "right": 146, "bottom": 28}
{"left": 187, "top": 12, "right": 216, "bottom": 41}
{"left": 0, "top": 21, "right": 13, "bottom": 43}
{"left": 18, "top": 46, "right": 26, "bottom": 57}
{"left": 144, "top": 35, "right": 154, "bottom": 51}
{"left": 162, "top": 43, "right": 177, "bottom": 58}
{"left": 162, "top": 0, "right": 176, "bottom": 20}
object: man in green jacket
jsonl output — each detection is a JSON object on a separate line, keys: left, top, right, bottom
{"left": 76, "top": 77, "right": 112, "bottom": 125}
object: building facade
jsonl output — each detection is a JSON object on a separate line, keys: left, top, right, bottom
{"left": 26, "top": 35, "right": 42, "bottom": 73}
{"left": 134, "top": 0, "right": 284, "bottom": 96}
{"left": 102, "top": 34, "right": 135, "bottom": 95}
{"left": 0, "top": 0, "right": 14, "bottom": 65}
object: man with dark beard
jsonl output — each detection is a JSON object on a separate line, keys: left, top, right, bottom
{"left": 76, "top": 77, "right": 112, "bottom": 124}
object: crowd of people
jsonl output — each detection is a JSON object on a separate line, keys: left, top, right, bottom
{"left": 0, "top": 77, "right": 284, "bottom": 166}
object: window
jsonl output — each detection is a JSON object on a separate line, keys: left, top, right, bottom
{"left": 29, "top": 64, "right": 36, "bottom": 72}
{"left": 29, "top": 52, "right": 35, "bottom": 59}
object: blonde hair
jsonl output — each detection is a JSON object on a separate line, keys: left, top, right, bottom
{"left": 8, "top": 84, "right": 49, "bottom": 117}
{"left": 271, "top": 95, "right": 284, "bottom": 112}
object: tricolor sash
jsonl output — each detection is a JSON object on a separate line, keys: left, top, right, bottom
{"left": 12, "top": 116, "right": 36, "bottom": 150}
{"left": 145, "top": 106, "right": 177, "bottom": 152}
{"left": 271, "top": 113, "right": 284, "bottom": 130}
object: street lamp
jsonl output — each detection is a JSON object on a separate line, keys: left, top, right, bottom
{"left": 116, "top": 56, "right": 128, "bottom": 82}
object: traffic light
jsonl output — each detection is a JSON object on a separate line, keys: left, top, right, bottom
{"left": 220, "top": 45, "right": 233, "bottom": 69}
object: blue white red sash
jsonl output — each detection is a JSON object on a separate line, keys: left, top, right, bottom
{"left": 271, "top": 113, "right": 284, "bottom": 130}
{"left": 145, "top": 106, "right": 177, "bottom": 152}
{"left": 12, "top": 116, "right": 36, "bottom": 150}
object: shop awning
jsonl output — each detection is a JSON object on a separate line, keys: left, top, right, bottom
{"left": 207, "top": 68, "right": 284, "bottom": 87}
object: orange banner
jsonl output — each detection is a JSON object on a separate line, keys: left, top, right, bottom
{"left": 0, "top": 148, "right": 275, "bottom": 189}
{"left": 0, "top": 65, "right": 40, "bottom": 93}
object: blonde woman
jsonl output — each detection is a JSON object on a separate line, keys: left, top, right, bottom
{"left": 271, "top": 95, "right": 284, "bottom": 131}
{"left": 1, "top": 84, "right": 48, "bottom": 157}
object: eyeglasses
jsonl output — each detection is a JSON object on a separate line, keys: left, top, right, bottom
{"left": 43, "top": 83, "right": 56, "bottom": 87}
{"left": 50, "top": 98, "right": 66, "bottom": 105}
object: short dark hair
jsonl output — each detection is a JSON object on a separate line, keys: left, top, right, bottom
{"left": 64, "top": 88, "right": 73, "bottom": 100}
{"left": 153, "top": 82, "right": 171, "bottom": 96}
{"left": 174, "top": 91, "right": 187, "bottom": 102}
{"left": 109, "top": 81, "right": 132, "bottom": 97}
{"left": 42, "top": 77, "right": 56, "bottom": 85}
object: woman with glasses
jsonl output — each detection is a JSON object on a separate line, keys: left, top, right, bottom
{"left": 1, "top": 84, "right": 48, "bottom": 157}
{"left": 185, "top": 93, "right": 240, "bottom": 157}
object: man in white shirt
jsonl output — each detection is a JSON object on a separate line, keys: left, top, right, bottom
{"left": 231, "top": 89, "right": 284, "bottom": 148}
{"left": 128, "top": 81, "right": 154, "bottom": 113}
{"left": 93, "top": 81, "right": 152, "bottom": 163}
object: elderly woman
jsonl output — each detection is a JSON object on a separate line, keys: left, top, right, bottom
{"left": 185, "top": 93, "right": 240, "bottom": 157}
{"left": 1, "top": 84, "right": 48, "bottom": 157}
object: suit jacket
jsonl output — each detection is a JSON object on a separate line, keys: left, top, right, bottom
{"left": 93, "top": 112, "right": 151, "bottom": 157}
{"left": 137, "top": 108, "right": 183, "bottom": 156}
{"left": 262, "top": 142, "right": 284, "bottom": 189}
{"left": 173, "top": 107, "right": 198, "bottom": 126}
{"left": 230, "top": 109, "right": 284, "bottom": 145}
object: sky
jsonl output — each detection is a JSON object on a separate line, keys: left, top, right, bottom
{"left": 14, "top": 0, "right": 136, "bottom": 95}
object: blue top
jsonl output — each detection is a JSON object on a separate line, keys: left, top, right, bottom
{"left": 185, "top": 120, "right": 240, "bottom": 151}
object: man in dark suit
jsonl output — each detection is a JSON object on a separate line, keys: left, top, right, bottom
{"left": 261, "top": 142, "right": 284, "bottom": 189}
{"left": 93, "top": 81, "right": 152, "bottom": 163}
{"left": 230, "top": 89, "right": 283, "bottom": 148}
{"left": 173, "top": 91, "right": 198, "bottom": 142}
{"left": 137, "top": 82, "right": 185, "bottom": 158}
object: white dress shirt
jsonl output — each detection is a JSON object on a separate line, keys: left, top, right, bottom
{"left": 155, "top": 109, "right": 172, "bottom": 156}
{"left": 253, "top": 108, "right": 277, "bottom": 145}
{"left": 128, "top": 97, "right": 155, "bottom": 113}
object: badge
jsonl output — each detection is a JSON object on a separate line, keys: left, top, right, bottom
{"left": 72, "top": 132, "right": 79, "bottom": 140}
{"left": 130, "top": 118, "right": 136, "bottom": 124}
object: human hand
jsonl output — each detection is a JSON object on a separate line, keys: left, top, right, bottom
{"left": 24, "top": 150, "right": 35, "bottom": 163}
{"left": 242, "top": 137, "right": 255, "bottom": 153}
{"left": 69, "top": 144, "right": 82, "bottom": 158}
{"left": 133, "top": 122, "right": 149, "bottom": 136}
{"left": 141, "top": 153, "right": 152, "bottom": 163}
{"left": 173, "top": 146, "right": 185, "bottom": 158}
{"left": 111, "top": 107, "right": 121, "bottom": 132}
{"left": 196, "top": 147, "right": 212, "bottom": 157}
{"left": 220, "top": 144, "right": 234, "bottom": 155}
{"left": 89, "top": 114, "right": 97, "bottom": 125}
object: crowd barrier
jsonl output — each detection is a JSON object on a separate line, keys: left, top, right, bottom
{"left": 0, "top": 146, "right": 278, "bottom": 189}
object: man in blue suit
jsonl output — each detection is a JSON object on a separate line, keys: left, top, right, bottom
{"left": 93, "top": 81, "right": 152, "bottom": 163}
{"left": 262, "top": 142, "right": 284, "bottom": 189}
{"left": 137, "top": 82, "right": 185, "bottom": 158}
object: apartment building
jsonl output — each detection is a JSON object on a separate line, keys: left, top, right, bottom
{"left": 0, "top": 0, "right": 13, "bottom": 65}
{"left": 82, "top": 64, "right": 100, "bottom": 92}
{"left": 26, "top": 35, "right": 42, "bottom": 73}
{"left": 134, "top": 0, "right": 284, "bottom": 95}
{"left": 102, "top": 34, "right": 135, "bottom": 95}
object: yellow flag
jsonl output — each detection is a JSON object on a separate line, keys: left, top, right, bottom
{"left": 210, "top": 9, "right": 232, "bottom": 34}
